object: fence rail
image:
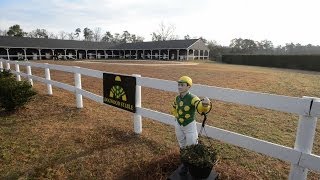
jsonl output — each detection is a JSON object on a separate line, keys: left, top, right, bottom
{"left": 0, "top": 59, "right": 319, "bottom": 180}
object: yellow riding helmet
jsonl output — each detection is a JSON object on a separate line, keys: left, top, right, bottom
{"left": 178, "top": 76, "right": 192, "bottom": 86}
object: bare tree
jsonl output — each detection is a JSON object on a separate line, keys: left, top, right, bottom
{"left": 58, "top": 31, "right": 67, "bottom": 40}
{"left": 93, "top": 27, "right": 102, "bottom": 41}
{"left": 68, "top": 32, "right": 76, "bottom": 40}
{"left": 28, "top": 29, "right": 49, "bottom": 38}
{"left": 0, "top": 29, "right": 8, "bottom": 36}
{"left": 151, "top": 22, "right": 177, "bottom": 41}
{"left": 48, "top": 32, "right": 58, "bottom": 39}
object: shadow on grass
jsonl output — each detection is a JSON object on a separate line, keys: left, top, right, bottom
{"left": 1, "top": 127, "right": 179, "bottom": 179}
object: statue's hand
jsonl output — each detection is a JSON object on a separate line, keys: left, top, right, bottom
{"left": 202, "top": 97, "right": 210, "bottom": 107}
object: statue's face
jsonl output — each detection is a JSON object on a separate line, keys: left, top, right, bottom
{"left": 178, "top": 82, "right": 190, "bottom": 94}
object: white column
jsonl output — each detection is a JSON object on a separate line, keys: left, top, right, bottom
{"left": 158, "top": 50, "right": 161, "bottom": 60}
{"left": 104, "top": 50, "right": 107, "bottom": 59}
{"left": 150, "top": 50, "right": 153, "bottom": 60}
{"left": 74, "top": 66, "right": 83, "bottom": 108}
{"left": 202, "top": 50, "right": 205, "bottom": 60}
{"left": 23, "top": 49, "right": 27, "bottom": 60}
{"left": 193, "top": 49, "right": 195, "bottom": 60}
{"left": 177, "top": 50, "right": 179, "bottom": 60}
{"left": 207, "top": 50, "right": 210, "bottom": 59}
{"left": 289, "top": 97, "right": 318, "bottom": 180}
{"left": 51, "top": 49, "right": 55, "bottom": 60}
{"left": 129, "top": 50, "right": 132, "bottom": 59}
{"left": 136, "top": 50, "right": 138, "bottom": 59}
{"left": 64, "top": 49, "right": 67, "bottom": 60}
{"left": 44, "top": 63, "right": 52, "bottom": 95}
{"left": 38, "top": 49, "right": 42, "bottom": 60}
{"left": 133, "top": 74, "right": 142, "bottom": 134}
{"left": 186, "top": 49, "right": 189, "bottom": 60}
{"left": 86, "top": 50, "right": 88, "bottom": 59}
{"left": 142, "top": 50, "right": 145, "bottom": 59}
{"left": 96, "top": 50, "right": 98, "bottom": 59}
{"left": 198, "top": 50, "right": 201, "bottom": 59}
{"left": 15, "top": 62, "right": 21, "bottom": 81}
{"left": 26, "top": 65, "right": 33, "bottom": 86}
{"left": 167, "top": 50, "right": 170, "bottom": 60}
{"left": 75, "top": 50, "right": 78, "bottom": 60}
{"left": 111, "top": 50, "right": 114, "bottom": 58}
{"left": 6, "top": 48, "right": 10, "bottom": 60}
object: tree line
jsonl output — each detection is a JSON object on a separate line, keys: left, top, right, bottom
{"left": 0, "top": 23, "right": 186, "bottom": 43}
{"left": 206, "top": 38, "right": 320, "bottom": 57}
{"left": 0, "top": 24, "right": 144, "bottom": 43}
{"left": 1, "top": 24, "right": 320, "bottom": 55}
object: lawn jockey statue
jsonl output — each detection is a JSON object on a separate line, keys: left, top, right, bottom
{"left": 171, "top": 76, "right": 211, "bottom": 176}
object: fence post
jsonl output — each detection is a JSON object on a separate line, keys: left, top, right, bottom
{"left": 133, "top": 74, "right": 142, "bottom": 134}
{"left": 26, "top": 64, "right": 33, "bottom": 86}
{"left": 74, "top": 66, "right": 83, "bottom": 108}
{"left": 6, "top": 60, "right": 10, "bottom": 70}
{"left": 0, "top": 60, "right": 3, "bottom": 72}
{"left": 15, "top": 61, "right": 21, "bottom": 81}
{"left": 289, "top": 96, "right": 317, "bottom": 180}
{"left": 44, "top": 63, "right": 52, "bottom": 95}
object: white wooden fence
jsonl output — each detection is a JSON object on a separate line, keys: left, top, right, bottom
{"left": 0, "top": 59, "right": 319, "bottom": 180}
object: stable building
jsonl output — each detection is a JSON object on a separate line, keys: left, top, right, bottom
{"left": 0, "top": 36, "right": 210, "bottom": 61}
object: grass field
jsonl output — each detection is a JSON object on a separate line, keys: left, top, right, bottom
{"left": 1, "top": 60, "right": 320, "bottom": 179}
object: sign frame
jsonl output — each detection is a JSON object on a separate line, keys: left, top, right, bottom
{"left": 103, "top": 73, "right": 136, "bottom": 113}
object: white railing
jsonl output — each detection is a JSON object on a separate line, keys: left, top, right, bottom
{"left": 0, "top": 59, "right": 319, "bottom": 180}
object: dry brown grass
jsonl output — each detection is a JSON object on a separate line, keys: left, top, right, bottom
{"left": 1, "top": 60, "right": 320, "bottom": 179}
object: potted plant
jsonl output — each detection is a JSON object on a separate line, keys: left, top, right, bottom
{"left": 180, "top": 143, "right": 218, "bottom": 179}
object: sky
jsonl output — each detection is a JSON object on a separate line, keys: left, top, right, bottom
{"left": 0, "top": 0, "right": 319, "bottom": 46}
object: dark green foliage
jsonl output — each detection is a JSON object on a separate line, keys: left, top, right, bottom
{"left": 0, "top": 69, "right": 13, "bottom": 78}
{"left": 0, "top": 70, "right": 36, "bottom": 111}
{"left": 222, "top": 55, "right": 320, "bottom": 71}
{"left": 181, "top": 144, "right": 217, "bottom": 168}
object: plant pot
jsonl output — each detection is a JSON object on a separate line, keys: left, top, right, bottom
{"left": 180, "top": 143, "right": 217, "bottom": 178}
{"left": 188, "top": 163, "right": 214, "bottom": 179}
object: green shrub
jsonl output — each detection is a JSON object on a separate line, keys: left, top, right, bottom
{"left": 0, "top": 70, "right": 37, "bottom": 111}
{"left": 0, "top": 69, "right": 13, "bottom": 78}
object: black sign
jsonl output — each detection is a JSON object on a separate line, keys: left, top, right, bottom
{"left": 103, "top": 73, "right": 136, "bottom": 113}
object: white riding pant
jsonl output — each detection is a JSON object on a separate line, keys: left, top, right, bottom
{"left": 175, "top": 120, "right": 198, "bottom": 148}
